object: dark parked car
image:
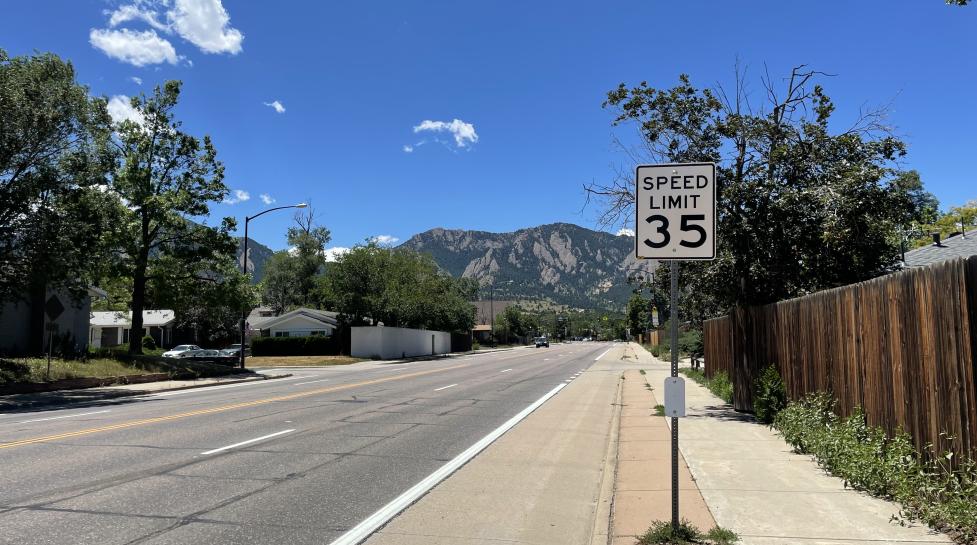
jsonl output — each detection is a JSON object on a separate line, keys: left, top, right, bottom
{"left": 534, "top": 337, "right": 549, "bottom": 348}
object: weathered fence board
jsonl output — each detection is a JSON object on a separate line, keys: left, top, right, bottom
{"left": 703, "top": 256, "right": 977, "bottom": 457}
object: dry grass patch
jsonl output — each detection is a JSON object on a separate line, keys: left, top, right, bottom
{"left": 246, "top": 355, "right": 364, "bottom": 367}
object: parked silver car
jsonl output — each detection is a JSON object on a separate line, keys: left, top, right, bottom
{"left": 161, "top": 344, "right": 202, "bottom": 358}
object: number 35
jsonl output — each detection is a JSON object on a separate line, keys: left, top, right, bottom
{"left": 643, "top": 214, "right": 707, "bottom": 249}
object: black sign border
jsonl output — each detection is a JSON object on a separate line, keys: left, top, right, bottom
{"left": 634, "top": 162, "right": 717, "bottom": 261}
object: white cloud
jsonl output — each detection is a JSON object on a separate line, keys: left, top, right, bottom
{"left": 263, "top": 100, "right": 286, "bottom": 114}
{"left": 92, "top": 0, "right": 243, "bottom": 65}
{"left": 616, "top": 228, "right": 635, "bottom": 237}
{"left": 324, "top": 247, "right": 350, "bottom": 262}
{"left": 224, "top": 189, "right": 251, "bottom": 204}
{"left": 129, "top": 76, "right": 143, "bottom": 85}
{"left": 108, "top": 4, "right": 169, "bottom": 31}
{"left": 90, "top": 28, "right": 180, "bottom": 66}
{"left": 413, "top": 118, "right": 479, "bottom": 148}
{"left": 402, "top": 145, "right": 413, "bottom": 153}
{"left": 259, "top": 193, "right": 275, "bottom": 205}
{"left": 371, "top": 235, "right": 399, "bottom": 245}
{"left": 106, "top": 95, "right": 145, "bottom": 125}
{"left": 168, "top": 0, "right": 244, "bottom": 55}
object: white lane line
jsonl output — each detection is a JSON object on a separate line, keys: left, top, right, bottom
{"left": 434, "top": 383, "right": 458, "bottom": 392}
{"left": 500, "top": 369, "right": 512, "bottom": 373}
{"left": 17, "top": 410, "right": 110, "bottom": 424}
{"left": 294, "top": 379, "right": 330, "bottom": 386}
{"left": 201, "top": 429, "right": 295, "bottom": 455}
{"left": 543, "top": 358, "right": 551, "bottom": 361}
{"left": 594, "top": 347, "right": 613, "bottom": 361}
{"left": 150, "top": 375, "right": 309, "bottom": 397}
{"left": 328, "top": 382, "right": 567, "bottom": 545}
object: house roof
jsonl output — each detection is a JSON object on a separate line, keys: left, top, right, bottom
{"left": 902, "top": 230, "right": 977, "bottom": 268}
{"left": 472, "top": 324, "right": 492, "bottom": 332}
{"left": 90, "top": 310, "right": 175, "bottom": 327}
{"left": 251, "top": 308, "right": 339, "bottom": 331}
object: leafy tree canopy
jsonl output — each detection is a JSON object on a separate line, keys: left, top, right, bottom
{"left": 591, "top": 66, "right": 938, "bottom": 322}
{"left": 318, "top": 242, "right": 477, "bottom": 333}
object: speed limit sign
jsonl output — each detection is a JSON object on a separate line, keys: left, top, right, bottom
{"left": 635, "top": 163, "right": 716, "bottom": 260}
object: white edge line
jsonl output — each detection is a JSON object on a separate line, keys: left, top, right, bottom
{"left": 328, "top": 382, "right": 568, "bottom": 545}
{"left": 433, "top": 383, "right": 458, "bottom": 392}
{"left": 594, "top": 347, "right": 613, "bottom": 361}
{"left": 500, "top": 369, "right": 512, "bottom": 373}
{"left": 17, "top": 410, "right": 110, "bottom": 424}
{"left": 201, "top": 429, "right": 295, "bottom": 455}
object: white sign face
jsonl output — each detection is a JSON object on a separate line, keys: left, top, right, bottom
{"left": 664, "top": 377, "right": 686, "bottom": 418}
{"left": 635, "top": 163, "right": 716, "bottom": 260}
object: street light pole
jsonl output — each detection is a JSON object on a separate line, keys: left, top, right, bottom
{"left": 239, "top": 203, "right": 308, "bottom": 369}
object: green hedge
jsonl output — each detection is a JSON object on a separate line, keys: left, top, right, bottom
{"left": 251, "top": 335, "right": 340, "bottom": 356}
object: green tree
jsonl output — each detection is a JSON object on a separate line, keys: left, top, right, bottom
{"left": 287, "top": 205, "right": 331, "bottom": 307}
{"left": 107, "top": 81, "right": 235, "bottom": 354}
{"left": 261, "top": 250, "right": 300, "bottom": 314}
{"left": 626, "top": 293, "right": 651, "bottom": 336}
{"left": 593, "top": 67, "right": 934, "bottom": 322}
{"left": 0, "top": 49, "right": 118, "bottom": 351}
{"left": 319, "top": 242, "right": 477, "bottom": 332}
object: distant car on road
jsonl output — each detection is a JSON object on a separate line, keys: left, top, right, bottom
{"left": 161, "top": 344, "right": 202, "bottom": 358}
{"left": 534, "top": 337, "right": 549, "bottom": 348}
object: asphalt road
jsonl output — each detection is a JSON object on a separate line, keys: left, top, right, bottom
{"left": 0, "top": 342, "right": 615, "bottom": 545}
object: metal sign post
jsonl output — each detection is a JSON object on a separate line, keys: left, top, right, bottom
{"left": 635, "top": 162, "right": 716, "bottom": 533}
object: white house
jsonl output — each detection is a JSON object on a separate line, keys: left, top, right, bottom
{"left": 247, "top": 307, "right": 338, "bottom": 341}
{"left": 89, "top": 310, "right": 176, "bottom": 349}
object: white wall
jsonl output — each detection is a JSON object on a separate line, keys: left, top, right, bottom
{"left": 350, "top": 326, "right": 451, "bottom": 359}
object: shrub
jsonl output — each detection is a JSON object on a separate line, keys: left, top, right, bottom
{"left": 251, "top": 335, "right": 340, "bottom": 356}
{"left": 637, "top": 519, "right": 739, "bottom": 544}
{"left": 679, "top": 330, "right": 703, "bottom": 357}
{"left": 753, "top": 365, "right": 787, "bottom": 424}
{"left": 0, "top": 359, "right": 32, "bottom": 385}
{"left": 708, "top": 371, "right": 734, "bottom": 405}
{"left": 773, "top": 392, "right": 977, "bottom": 541}
{"left": 681, "top": 368, "right": 733, "bottom": 405}
{"left": 141, "top": 335, "right": 157, "bottom": 351}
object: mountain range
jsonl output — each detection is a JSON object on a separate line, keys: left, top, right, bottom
{"left": 239, "top": 223, "right": 657, "bottom": 310}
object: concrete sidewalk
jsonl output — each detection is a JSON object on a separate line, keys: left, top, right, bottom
{"left": 362, "top": 344, "right": 627, "bottom": 545}
{"left": 630, "top": 342, "right": 953, "bottom": 545}
{"left": 611, "top": 369, "right": 715, "bottom": 544}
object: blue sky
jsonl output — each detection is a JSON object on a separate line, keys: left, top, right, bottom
{"left": 3, "top": 1, "right": 975, "bottom": 253}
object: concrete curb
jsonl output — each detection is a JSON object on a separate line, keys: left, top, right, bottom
{"left": 591, "top": 371, "right": 624, "bottom": 545}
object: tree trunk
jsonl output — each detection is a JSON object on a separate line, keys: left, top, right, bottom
{"left": 129, "top": 213, "right": 151, "bottom": 355}
{"left": 129, "top": 266, "right": 146, "bottom": 355}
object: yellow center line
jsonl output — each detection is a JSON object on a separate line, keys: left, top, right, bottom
{"left": 0, "top": 363, "right": 468, "bottom": 451}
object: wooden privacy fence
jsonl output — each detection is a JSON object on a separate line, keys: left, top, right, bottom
{"left": 704, "top": 256, "right": 977, "bottom": 458}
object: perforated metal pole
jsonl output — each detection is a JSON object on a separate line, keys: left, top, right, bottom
{"left": 670, "top": 259, "right": 679, "bottom": 532}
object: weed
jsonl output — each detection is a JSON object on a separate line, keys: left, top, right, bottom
{"left": 753, "top": 365, "right": 787, "bottom": 424}
{"left": 774, "top": 392, "right": 977, "bottom": 542}
{"left": 654, "top": 404, "right": 666, "bottom": 416}
{"left": 638, "top": 519, "right": 701, "bottom": 544}
{"left": 680, "top": 368, "right": 733, "bottom": 405}
{"left": 637, "top": 520, "right": 738, "bottom": 544}
{"left": 640, "top": 369, "right": 647, "bottom": 375}
{"left": 705, "top": 525, "right": 739, "bottom": 545}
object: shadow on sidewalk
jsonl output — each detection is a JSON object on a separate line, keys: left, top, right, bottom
{"left": 687, "top": 403, "right": 760, "bottom": 424}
